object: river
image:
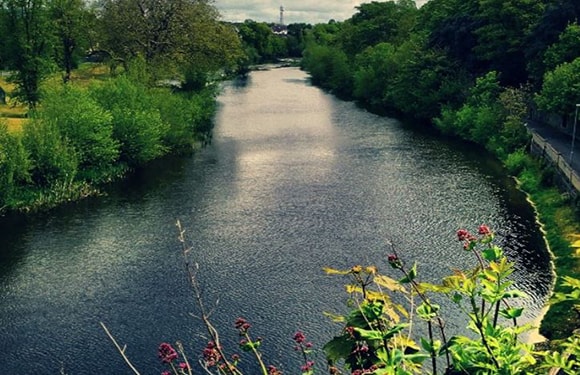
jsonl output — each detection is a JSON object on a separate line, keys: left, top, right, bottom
{"left": 0, "top": 67, "right": 552, "bottom": 374}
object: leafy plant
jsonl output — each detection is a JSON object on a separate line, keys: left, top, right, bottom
{"left": 102, "top": 224, "right": 580, "bottom": 375}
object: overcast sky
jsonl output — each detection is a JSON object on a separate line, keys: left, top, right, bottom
{"left": 215, "top": 0, "right": 429, "bottom": 25}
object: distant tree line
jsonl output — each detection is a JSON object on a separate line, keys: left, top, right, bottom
{"left": 300, "top": 0, "right": 580, "bottom": 160}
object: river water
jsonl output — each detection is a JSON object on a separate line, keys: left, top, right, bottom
{"left": 0, "top": 67, "right": 552, "bottom": 374}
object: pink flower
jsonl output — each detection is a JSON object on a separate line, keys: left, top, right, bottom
{"left": 457, "top": 229, "right": 470, "bottom": 241}
{"left": 158, "top": 343, "right": 178, "bottom": 363}
{"left": 179, "top": 362, "right": 190, "bottom": 370}
{"left": 268, "top": 365, "right": 282, "bottom": 374}
{"left": 202, "top": 341, "right": 221, "bottom": 367}
{"left": 293, "top": 331, "right": 306, "bottom": 344}
{"left": 300, "top": 360, "right": 315, "bottom": 372}
{"left": 235, "top": 317, "right": 251, "bottom": 333}
{"left": 387, "top": 254, "right": 402, "bottom": 269}
{"left": 478, "top": 225, "right": 491, "bottom": 235}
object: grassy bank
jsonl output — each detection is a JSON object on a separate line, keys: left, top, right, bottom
{"left": 0, "top": 63, "right": 218, "bottom": 214}
{"left": 509, "top": 154, "right": 580, "bottom": 339}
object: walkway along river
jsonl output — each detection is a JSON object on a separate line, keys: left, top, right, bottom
{"left": 0, "top": 67, "right": 552, "bottom": 374}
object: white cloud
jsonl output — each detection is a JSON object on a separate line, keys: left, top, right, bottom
{"left": 215, "top": 0, "right": 430, "bottom": 25}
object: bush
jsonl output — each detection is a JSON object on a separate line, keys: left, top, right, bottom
{"left": 22, "top": 118, "right": 79, "bottom": 187}
{"left": 36, "top": 84, "right": 120, "bottom": 181}
{"left": 0, "top": 122, "right": 31, "bottom": 207}
{"left": 504, "top": 149, "right": 532, "bottom": 175}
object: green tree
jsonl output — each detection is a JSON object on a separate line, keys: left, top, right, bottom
{"left": 48, "top": 0, "right": 93, "bottom": 83}
{"left": 90, "top": 75, "right": 169, "bottom": 166}
{"left": 97, "top": 0, "right": 243, "bottom": 85}
{"left": 525, "top": 0, "right": 580, "bottom": 87}
{"left": 474, "top": 0, "right": 544, "bottom": 85}
{"left": 543, "top": 23, "right": 580, "bottom": 74}
{"left": 301, "top": 44, "right": 352, "bottom": 97}
{"left": 535, "top": 57, "right": 580, "bottom": 117}
{"left": 22, "top": 119, "right": 79, "bottom": 186}
{"left": 2, "top": 0, "right": 55, "bottom": 107}
{"left": 36, "top": 84, "right": 120, "bottom": 181}
{"left": 339, "top": 0, "right": 418, "bottom": 56}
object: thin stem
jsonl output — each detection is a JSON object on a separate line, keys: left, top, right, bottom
{"left": 472, "top": 250, "right": 487, "bottom": 320}
{"left": 100, "top": 322, "right": 142, "bottom": 375}
{"left": 427, "top": 320, "right": 437, "bottom": 375}
{"left": 176, "top": 220, "right": 243, "bottom": 375}
{"left": 469, "top": 297, "right": 500, "bottom": 370}
{"left": 398, "top": 266, "right": 451, "bottom": 369}
{"left": 243, "top": 332, "right": 269, "bottom": 375}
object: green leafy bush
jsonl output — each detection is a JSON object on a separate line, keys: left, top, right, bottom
{"left": 22, "top": 118, "right": 79, "bottom": 187}
{"left": 0, "top": 122, "right": 30, "bottom": 207}
{"left": 36, "top": 84, "right": 119, "bottom": 181}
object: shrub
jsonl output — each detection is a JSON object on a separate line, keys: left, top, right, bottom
{"left": 36, "top": 84, "right": 119, "bottom": 181}
{"left": 0, "top": 122, "right": 31, "bottom": 207}
{"left": 504, "top": 149, "right": 531, "bottom": 175}
{"left": 22, "top": 118, "right": 79, "bottom": 187}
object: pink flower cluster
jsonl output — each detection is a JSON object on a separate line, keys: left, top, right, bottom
{"left": 202, "top": 340, "right": 222, "bottom": 367}
{"left": 235, "top": 317, "right": 251, "bottom": 333}
{"left": 158, "top": 342, "right": 178, "bottom": 364}
{"left": 457, "top": 225, "right": 493, "bottom": 250}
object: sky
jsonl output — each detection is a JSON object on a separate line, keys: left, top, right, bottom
{"left": 214, "top": 0, "right": 430, "bottom": 25}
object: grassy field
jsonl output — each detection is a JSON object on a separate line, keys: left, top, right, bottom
{"left": 0, "top": 75, "right": 27, "bottom": 132}
{"left": 1, "top": 64, "right": 113, "bottom": 133}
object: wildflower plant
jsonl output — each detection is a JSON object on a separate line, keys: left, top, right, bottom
{"left": 101, "top": 222, "right": 580, "bottom": 375}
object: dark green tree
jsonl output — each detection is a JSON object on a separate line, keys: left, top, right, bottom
{"left": 473, "top": 0, "right": 544, "bottom": 85}
{"left": 543, "top": 23, "right": 580, "bottom": 74}
{"left": 48, "top": 0, "right": 93, "bottom": 83}
{"left": 97, "top": 0, "right": 243, "bottom": 85}
{"left": 535, "top": 57, "right": 580, "bottom": 117}
{"left": 339, "top": 0, "right": 418, "bottom": 56}
{"left": 2, "top": 0, "right": 55, "bottom": 107}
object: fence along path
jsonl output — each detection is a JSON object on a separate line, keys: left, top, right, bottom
{"left": 530, "top": 131, "right": 580, "bottom": 196}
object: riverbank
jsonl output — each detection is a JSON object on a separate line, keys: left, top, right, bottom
{"left": 515, "top": 159, "right": 580, "bottom": 339}
{"left": 324, "top": 84, "right": 578, "bottom": 340}
{"left": 0, "top": 65, "right": 218, "bottom": 215}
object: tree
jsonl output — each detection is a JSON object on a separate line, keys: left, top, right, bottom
{"left": 525, "top": 0, "right": 580, "bottom": 87}
{"left": 36, "top": 84, "right": 120, "bottom": 180}
{"left": 339, "top": 0, "right": 418, "bottom": 56}
{"left": 2, "top": 0, "right": 55, "bottom": 107}
{"left": 543, "top": 23, "right": 580, "bottom": 74}
{"left": 48, "top": 0, "right": 93, "bottom": 83}
{"left": 535, "top": 57, "right": 580, "bottom": 116}
{"left": 97, "top": 0, "right": 243, "bottom": 83}
{"left": 473, "top": 0, "right": 544, "bottom": 85}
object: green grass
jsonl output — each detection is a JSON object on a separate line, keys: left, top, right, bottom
{"left": 516, "top": 160, "right": 580, "bottom": 339}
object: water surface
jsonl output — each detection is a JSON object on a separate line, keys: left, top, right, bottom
{"left": 0, "top": 67, "right": 552, "bottom": 374}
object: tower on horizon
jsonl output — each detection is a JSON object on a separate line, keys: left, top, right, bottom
{"left": 279, "top": 5, "right": 284, "bottom": 25}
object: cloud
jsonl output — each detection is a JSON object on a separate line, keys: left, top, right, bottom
{"left": 215, "top": 0, "right": 430, "bottom": 25}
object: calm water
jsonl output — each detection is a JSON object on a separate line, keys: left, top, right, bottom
{"left": 0, "top": 67, "right": 552, "bottom": 374}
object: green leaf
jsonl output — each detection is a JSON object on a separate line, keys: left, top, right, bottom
{"left": 452, "top": 292, "right": 463, "bottom": 304}
{"left": 420, "top": 337, "right": 432, "bottom": 352}
{"left": 499, "top": 307, "right": 524, "bottom": 319}
{"left": 399, "top": 263, "right": 417, "bottom": 284}
{"left": 383, "top": 323, "right": 408, "bottom": 340}
{"left": 323, "top": 335, "right": 354, "bottom": 362}
{"left": 482, "top": 245, "right": 503, "bottom": 261}
{"left": 355, "top": 327, "right": 384, "bottom": 341}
